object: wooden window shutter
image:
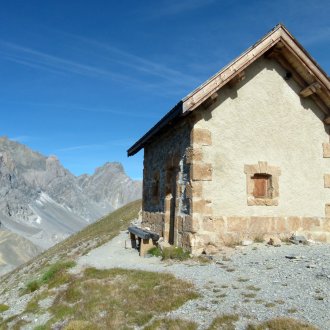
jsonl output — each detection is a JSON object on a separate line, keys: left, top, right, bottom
{"left": 252, "top": 174, "right": 270, "bottom": 198}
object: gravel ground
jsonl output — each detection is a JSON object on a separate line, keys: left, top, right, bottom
{"left": 76, "top": 231, "right": 330, "bottom": 330}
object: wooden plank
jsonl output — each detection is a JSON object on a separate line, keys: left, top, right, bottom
{"left": 228, "top": 71, "right": 246, "bottom": 88}
{"left": 299, "top": 82, "right": 322, "bottom": 97}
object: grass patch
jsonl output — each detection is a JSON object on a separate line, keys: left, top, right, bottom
{"left": 226, "top": 268, "right": 236, "bottom": 272}
{"left": 63, "top": 320, "right": 94, "bottom": 329}
{"left": 162, "top": 247, "right": 190, "bottom": 261}
{"left": 287, "top": 308, "right": 298, "bottom": 314}
{"left": 24, "top": 291, "right": 50, "bottom": 313}
{"left": 34, "top": 326, "right": 48, "bottom": 330}
{"left": 193, "top": 255, "right": 212, "bottom": 264}
{"left": 148, "top": 246, "right": 162, "bottom": 257}
{"left": 23, "top": 260, "right": 75, "bottom": 294}
{"left": 253, "top": 236, "right": 264, "bottom": 243}
{"left": 217, "top": 293, "right": 227, "bottom": 298}
{"left": 0, "top": 304, "right": 9, "bottom": 313}
{"left": 25, "top": 280, "right": 41, "bottom": 293}
{"left": 145, "top": 318, "right": 197, "bottom": 330}
{"left": 242, "top": 292, "right": 257, "bottom": 299}
{"left": 246, "top": 317, "right": 317, "bottom": 330}
{"left": 45, "top": 268, "right": 198, "bottom": 329}
{"left": 147, "top": 246, "right": 192, "bottom": 261}
{"left": 264, "top": 302, "right": 276, "bottom": 308}
{"left": 41, "top": 260, "right": 75, "bottom": 283}
{"left": 207, "top": 314, "right": 239, "bottom": 330}
{"left": 246, "top": 285, "right": 261, "bottom": 291}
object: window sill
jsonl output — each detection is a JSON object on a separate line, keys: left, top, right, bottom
{"left": 247, "top": 197, "right": 278, "bottom": 206}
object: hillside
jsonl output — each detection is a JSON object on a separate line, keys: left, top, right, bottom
{"left": 0, "top": 136, "right": 142, "bottom": 275}
{"left": 0, "top": 200, "right": 199, "bottom": 329}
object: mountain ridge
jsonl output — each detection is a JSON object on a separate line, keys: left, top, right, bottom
{"left": 0, "top": 136, "right": 141, "bottom": 274}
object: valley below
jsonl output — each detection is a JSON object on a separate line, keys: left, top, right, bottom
{"left": 0, "top": 136, "right": 141, "bottom": 275}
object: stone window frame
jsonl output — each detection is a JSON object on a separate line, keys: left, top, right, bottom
{"left": 244, "top": 161, "right": 281, "bottom": 206}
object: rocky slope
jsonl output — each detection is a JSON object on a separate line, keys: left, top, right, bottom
{"left": 0, "top": 136, "right": 141, "bottom": 274}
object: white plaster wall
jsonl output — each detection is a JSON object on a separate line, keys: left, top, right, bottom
{"left": 197, "top": 57, "right": 330, "bottom": 217}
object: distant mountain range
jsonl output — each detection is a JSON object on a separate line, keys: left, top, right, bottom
{"left": 0, "top": 136, "right": 141, "bottom": 274}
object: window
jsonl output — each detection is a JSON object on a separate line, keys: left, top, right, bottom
{"left": 252, "top": 174, "right": 272, "bottom": 198}
{"left": 244, "top": 162, "right": 281, "bottom": 206}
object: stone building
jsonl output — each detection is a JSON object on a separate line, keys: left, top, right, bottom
{"left": 128, "top": 24, "right": 330, "bottom": 254}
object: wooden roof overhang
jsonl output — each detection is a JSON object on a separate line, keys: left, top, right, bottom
{"left": 127, "top": 24, "right": 330, "bottom": 156}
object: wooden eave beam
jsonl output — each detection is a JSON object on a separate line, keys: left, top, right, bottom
{"left": 299, "top": 82, "right": 322, "bottom": 98}
{"left": 202, "top": 91, "right": 219, "bottom": 109}
{"left": 228, "top": 71, "right": 246, "bottom": 88}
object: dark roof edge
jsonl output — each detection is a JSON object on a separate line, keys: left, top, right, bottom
{"left": 127, "top": 101, "right": 183, "bottom": 156}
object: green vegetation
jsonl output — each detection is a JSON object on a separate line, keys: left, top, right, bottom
{"left": 0, "top": 304, "right": 9, "bottom": 313}
{"left": 226, "top": 268, "right": 236, "bottom": 272}
{"left": 23, "top": 260, "right": 76, "bottom": 294}
{"left": 207, "top": 314, "right": 239, "bottom": 330}
{"left": 148, "top": 246, "right": 191, "bottom": 261}
{"left": 246, "top": 285, "right": 261, "bottom": 291}
{"left": 287, "top": 308, "right": 298, "bottom": 314}
{"left": 148, "top": 246, "right": 163, "bottom": 257}
{"left": 253, "top": 235, "right": 264, "bottom": 243}
{"left": 25, "top": 280, "right": 40, "bottom": 293}
{"left": 41, "top": 260, "right": 75, "bottom": 283}
{"left": 162, "top": 246, "right": 190, "bottom": 260}
{"left": 24, "top": 291, "right": 50, "bottom": 314}
{"left": 145, "top": 318, "right": 198, "bottom": 330}
{"left": 43, "top": 267, "right": 198, "bottom": 329}
{"left": 63, "top": 320, "right": 94, "bottom": 329}
{"left": 246, "top": 317, "right": 317, "bottom": 330}
{"left": 264, "top": 302, "right": 276, "bottom": 308}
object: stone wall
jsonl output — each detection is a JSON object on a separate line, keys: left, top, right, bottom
{"left": 187, "top": 215, "right": 330, "bottom": 253}
{"left": 142, "top": 119, "right": 192, "bottom": 246}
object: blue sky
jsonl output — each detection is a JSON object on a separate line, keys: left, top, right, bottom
{"left": 1, "top": 0, "right": 329, "bottom": 179}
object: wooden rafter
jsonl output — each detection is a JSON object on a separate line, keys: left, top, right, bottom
{"left": 300, "top": 82, "right": 322, "bottom": 97}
